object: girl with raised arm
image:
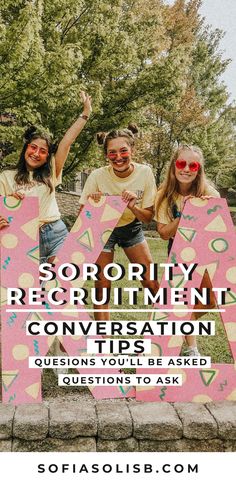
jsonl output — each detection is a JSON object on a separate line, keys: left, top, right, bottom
{"left": 0, "top": 92, "right": 92, "bottom": 263}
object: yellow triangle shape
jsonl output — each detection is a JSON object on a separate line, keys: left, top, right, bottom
{"left": 2, "top": 371, "right": 19, "bottom": 390}
{"left": 205, "top": 215, "right": 227, "bottom": 233}
{"left": 150, "top": 342, "right": 162, "bottom": 356}
{"left": 29, "top": 312, "right": 44, "bottom": 321}
{"left": 21, "top": 218, "right": 39, "bottom": 240}
{"left": 0, "top": 286, "right": 8, "bottom": 306}
{"left": 100, "top": 204, "right": 122, "bottom": 222}
{"left": 25, "top": 382, "right": 40, "bottom": 399}
{"left": 178, "top": 227, "right": 197, "bottom": 242}
{"left": 21, "top": 311, "right": 43, "bottom": 329}
{"left": 168, "top": 274, "right": 186, "bottom": 288}
{"left": 200, "top": 369, "right": 219, "bottom": 386}
{"left": 196, "top": 262, "right": 219, "bottom": 280}
{"left": 70, "top": 216, "right": 82, "bottom": 233}
{"left": 152, "top": 311, "right": 169, "bottom": 321}
{"left": 227, "top": 389, "right": 236, "bottom": 401}
{"left": 224, "top": 291, "right": 236, "bottom": 305}
{"left": 77, "top": 227, "right": 94, "bottom": 251}
{"left": 168, "top": 336, "right": 183, "bottom": 348}
{"left": 27, "top": 245, "right": 40, "bottom": 263}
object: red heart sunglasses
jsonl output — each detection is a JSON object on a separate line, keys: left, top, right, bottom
{"left": 175, "top": 159, "right": 200, "bottom": 172}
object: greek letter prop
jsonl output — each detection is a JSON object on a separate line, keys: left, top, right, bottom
{"left": 137, "top": 198, "right": 236, "bottom": 402}
{"left": 0, "top": 195, "right": 135, "bottom": 404}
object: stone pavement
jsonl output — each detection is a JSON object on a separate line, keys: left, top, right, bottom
{"left": 1, "top": 399, "right": 236, "bottom": 452}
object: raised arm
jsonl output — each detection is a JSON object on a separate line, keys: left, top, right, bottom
{"left": 54, "top": 91, "right": 92, "bottom": 177}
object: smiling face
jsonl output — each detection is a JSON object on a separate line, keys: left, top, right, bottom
{"left": 106, "top": 137, "right": 133, "bottom": 174}
{"left": 174, "top": 148, "right": 201, "bottom": 191}
{"left": 24, "top": 138, "right": 49, "bottom": 170}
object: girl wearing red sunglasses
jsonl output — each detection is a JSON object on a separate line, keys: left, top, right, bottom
{"left": 79, "top": 124, "right": 158, "bottom": 321}
{"left": 155, "top": 144, "right": 220, "bottom": 356}
{"left": 0, "top": 91, "right": 92, "bottom": 264}
{"left": 0, "top": 92, "right": 92, "bottom": 372}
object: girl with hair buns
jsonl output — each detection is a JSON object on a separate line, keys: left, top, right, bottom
{"left": 155, "top": 143, "right": 220, "bottom": 356}
{"left": 0, "top": 91, "right": 92, "bottom": 263}
{"left": 79, "top": 124, "right": 158, "bottom": 320}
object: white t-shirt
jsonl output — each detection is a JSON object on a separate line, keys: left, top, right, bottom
{"left": 0, "top": 158, "right": 62, "bottom": 226}
{"left": 155, "top": 185, "right": 220, "bottom": 224}
{"left": 79, "top": 162, "right": 157, "bottom": 227}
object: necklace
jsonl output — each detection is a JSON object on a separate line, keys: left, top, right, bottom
{"left": 113, "top": 163, "right": 134, "bottom": 177}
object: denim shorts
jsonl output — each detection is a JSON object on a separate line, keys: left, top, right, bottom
{"left": 103, "top": 219, "right": 145, "bottom": 252}
{"left": 39, "top": 219, "right": 68, "bottom": 263}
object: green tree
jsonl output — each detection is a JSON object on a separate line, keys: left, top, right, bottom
{"left": 136, "top": 0, "right": 236, "bottom": 188}
{"left": 0, "top": 0, "right": 235, "bottom": 189}
{"left": 1, "top": 0, "right": 167, "bottom": 174}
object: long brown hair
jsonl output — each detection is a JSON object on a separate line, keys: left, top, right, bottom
{"left": 155, "top": 144, "right": 213, "bottom": 222}
{"left": 14, "top": 126, "right": 55, "bottom": 193}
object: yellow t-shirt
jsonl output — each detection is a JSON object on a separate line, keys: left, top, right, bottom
{"left": 0, "top": 157, "right": 62, "bottom": 226}
{"left": 155, "top": 185, "right": 220, "bottom": 224}
{"left": 79, "top": 163, "right": 157, "bottom": 227}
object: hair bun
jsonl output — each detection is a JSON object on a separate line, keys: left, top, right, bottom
{"left": 51, "top": 142, "right": 58, "bottom": 154}
{"left": 96, "top": 132, "right": 107, "bottom": 145}
{"left": 23, "top": 125, "right": 37, "bottom": 141}
{"left": 127, "top": 123, "right": 138, "bottom": 135}
{"left": 23, "top": 125, "right": 52, "bottom": 145}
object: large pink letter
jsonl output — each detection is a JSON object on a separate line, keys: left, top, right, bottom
{"left": 1, "top": 195, "right": 135, "bottom": 404}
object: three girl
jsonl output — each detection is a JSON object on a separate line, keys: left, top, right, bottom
{"left": 1, "top": 105, "right": 217, "bottom": 356}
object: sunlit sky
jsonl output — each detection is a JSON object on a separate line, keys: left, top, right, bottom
{"left": 165, "top": 0, "right": 236, "bottom": 101}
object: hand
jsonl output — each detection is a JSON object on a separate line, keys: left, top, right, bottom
{"left": 80, "top": 91, "right": 92, "bottom": 117}
{"left": 88, "top": 191, "right": 103, "bottom": 203}
{"left": 11, "top": 192, "right": 25, "bottom": 200}
{"left": 0, "top": 215, "right": 9, "bottom": 229}
{"left": 122, "top": 190, "right": 138, "bottom": 209}
{"left": 200, "top": 195, "right": 213, "bottom": 200}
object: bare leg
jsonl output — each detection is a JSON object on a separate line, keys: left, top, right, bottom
{"left": 94, "top": 250, "right": 114, "bottom": 321}
{"left": 124, "top": 240, "right": 159, "bottom": 292}
{"left": 47, "top": 255, "right": 56, "bottom": 264}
